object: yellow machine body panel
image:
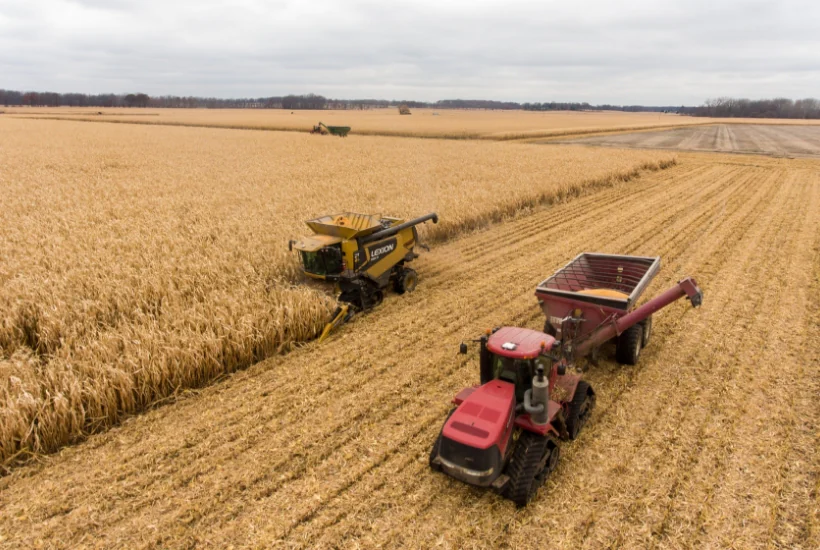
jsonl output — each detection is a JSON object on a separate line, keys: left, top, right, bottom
{"left": 291, "top": 234, "right": 343, "bottom": 253}
{"left": 305, "top": 213, "right": 387, "bottom": 240}
{"left": 356, "top": 227, "right": 416, "bottom": 279}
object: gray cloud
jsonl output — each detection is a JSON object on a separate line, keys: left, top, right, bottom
{"left": 1, "top": 0, "right": 818, "bottom": 104}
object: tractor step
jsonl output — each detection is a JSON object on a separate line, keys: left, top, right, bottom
{"left": 491, "top": 474, "right": 510, "bottom": 492}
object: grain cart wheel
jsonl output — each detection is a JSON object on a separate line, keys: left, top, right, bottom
{"left": 504, "top": 431, "right": 549, "bottom": 507}
{"left": 616, "top": 324, "right": 643, "bottom": 365}
{"left": 566, "top": 381, "right": 595, "bottom": 440}
{"left": 640, "top": 316, "right": 653, "bottom": 348}
{"left": 394, "top": 268, "right": 418, "bottom": 294}
{"left": 542, "top": 321, "right": 557, "bottom": 337}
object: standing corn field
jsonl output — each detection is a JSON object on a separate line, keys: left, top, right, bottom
{"left": 0, "top": 116, "right": 675, "bottom": 467}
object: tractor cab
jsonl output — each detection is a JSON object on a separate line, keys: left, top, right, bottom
{"left": 480, "top": 327, "right": 556, "bottom": 403}
{"left": 288, "top": 213, "right": 394, "bottom": 281}
{"left": 290, "top": 235, "right": 345, "bottom": 280}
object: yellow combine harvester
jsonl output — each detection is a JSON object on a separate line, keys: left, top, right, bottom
{"left": 289, "top": 212, "right": 438, "bottom": 341}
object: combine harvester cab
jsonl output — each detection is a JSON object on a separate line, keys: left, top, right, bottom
{"left": 289, "top": 212, "right": 438, "bottom": 341}
{"left": 430, "top": 253, "right": 703, "bottom": 506}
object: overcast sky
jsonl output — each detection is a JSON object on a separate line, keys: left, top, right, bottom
{"left": 1, "top": 0, "right": 818, "bottom": 105}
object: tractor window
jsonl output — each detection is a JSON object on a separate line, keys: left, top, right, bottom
{"left": 300, "top": 245, "right": 343, "bottom": 276}
{"left": 300, "top": 251, "right": 326, "bottom": 275}
{"left": 320, "top": 245, "right": 343, "bottom": 274}
{"left": 491, "top": 355, "right": 534, "bottom": 402}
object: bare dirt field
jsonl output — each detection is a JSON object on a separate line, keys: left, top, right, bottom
{"left": 1, "top": 153, "right": 817, "bottom": 549}
{"left": 558, "top": 123, "right": 820, "bottom": 158}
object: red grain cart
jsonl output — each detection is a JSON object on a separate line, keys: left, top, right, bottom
{"left": 536, "top": 253, "right": 702, "bottom": 364}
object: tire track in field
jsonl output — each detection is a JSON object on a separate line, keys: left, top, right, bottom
{"left": 499, "top": 167, "right": 796, "bottom": 549}
{"left": 377, "top": 164, "right": 781, "bottom": 550}
{"left": 190, "top": 164, "right": 745, "bottom": 545}
{"left": 320, "top": 164, "right": 776, "bottom": 550}
{"left": 687, "top": 172, "right": 820, "bottom": 549}
{"left": 1, "top": 158, "right": 817, "bottom": 549}
{"left": 510, "top": 168, "right": 816, "bottom": 547}
{"left": 580, "top": 167, "right": 800, "bottom": 548}
{"left": 587, "top": 170, "right": 811, "bottom": 548}
{"left": 310, "top": 165, "right": 779, "bottom": 549}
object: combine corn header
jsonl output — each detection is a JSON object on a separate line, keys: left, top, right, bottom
{"left": 289, "top": 212, "right": 438, "bottom": 341}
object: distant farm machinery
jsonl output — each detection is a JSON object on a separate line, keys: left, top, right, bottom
{"left": 310, "top": 122, "right": 351, "bottom": 137}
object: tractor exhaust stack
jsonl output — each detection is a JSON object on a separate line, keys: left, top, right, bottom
{"left": 530, "top": 365, "right": 549, "bottom": 424}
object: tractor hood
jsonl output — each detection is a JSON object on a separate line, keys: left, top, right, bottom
{"left": 443, "top": 380, "right": 515, "bottom": 451}
{"left": 291, "top": 234, "right": 343, "bottom": 252}
{"left": 434, "top": 380, "right": 516, "bottom": 487}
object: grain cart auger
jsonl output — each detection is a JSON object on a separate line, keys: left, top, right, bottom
{"left": 429, "top": 253, "right": 702, "bottom": 506}
{"left": 289, "top": 212, "right": 438, "bottom": 342}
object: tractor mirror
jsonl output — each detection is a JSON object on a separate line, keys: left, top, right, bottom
{"left": 459, "top": 342, "right": 468, "bottom": 354}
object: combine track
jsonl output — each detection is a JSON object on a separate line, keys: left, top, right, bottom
{"left": 0, "top": 153, "right": 817, "bottom": 549}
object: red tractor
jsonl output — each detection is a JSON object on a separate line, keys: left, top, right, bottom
{"left": 429, "top": 326, "right": 593, "bottom": 506}
{"left": 429, "top": 253, "right": 703, "bottom": 506}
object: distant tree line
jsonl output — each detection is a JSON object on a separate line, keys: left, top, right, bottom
{"left": 522, "top": 101, "right": 681, "bottom": 113}
{"left": 0, "top": 88, "right": 687, "bottom": 112}
{"left": 683, "top": 97, "right": 820, "bottom": 119}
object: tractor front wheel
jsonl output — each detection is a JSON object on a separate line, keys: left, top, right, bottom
{"left": 394, "top": 268, "right": 418, "bottom": 294}
{"left": 566, "top": 381, "right": 595, "bottom": 440}
{"left": 504, "top": 431, "right": 550, "bottom": 507}
{"left": 616, "top": 324, "right": 643, "bottom": 365}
